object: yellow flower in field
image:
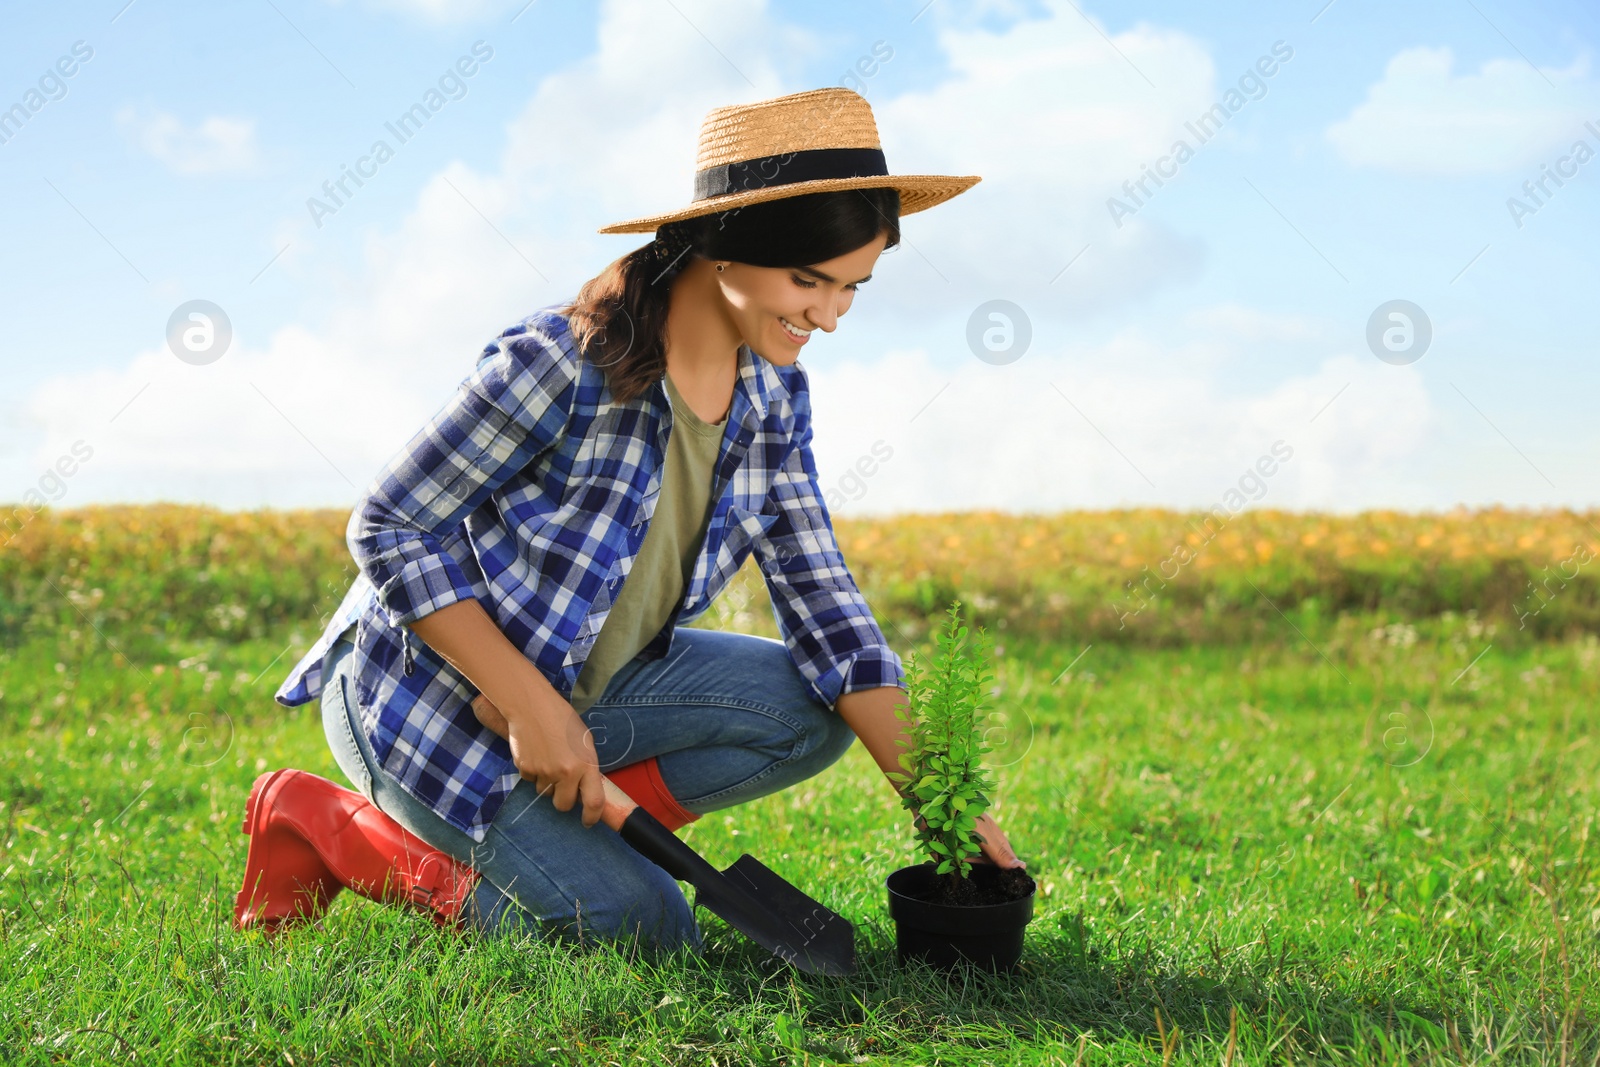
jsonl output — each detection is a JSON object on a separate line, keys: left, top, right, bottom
{"left": 1300, "top": 533, "right": 1318, "bottom": 547}
{"left": 1517, "top": 534, "right": 1536, "bottom": 548}
{"left": 1415, "top": 534, "right": 1433, "bottom": 548}
{"left": 1371, "top": 540, "right": 1389, "bottom": 554}
{"left": 943, "top": 534, "right": 961, "bottom": 548}
{"left": 1255, "top": 540, "right": 1274, "bottom": 561}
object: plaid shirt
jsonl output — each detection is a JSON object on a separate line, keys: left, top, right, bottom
{"left": 275, "top": 302, "right": 904, "bottom": 843}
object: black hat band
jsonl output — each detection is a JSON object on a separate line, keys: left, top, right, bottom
{"left": 692, "top": 146, "right": 888, "bottom": 202}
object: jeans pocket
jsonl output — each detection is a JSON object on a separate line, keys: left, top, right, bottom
{"left": 324, "top": 666, "right": 376, "bottom": 804}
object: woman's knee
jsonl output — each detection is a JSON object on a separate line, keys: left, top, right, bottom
{"left": 729, "top": 633, "right": 858, "bottom": 770}
{"left": 474, "top": 873, "right": 700, "bottom": 955}
{"left": 562, "top": 861, "right": 701, "bottom": 954}
{"left": 789, "top": 699, "right": 857, "bottom": 775}
{"left": 608, "top": 868, "right": 702, "bottom": 952}
{"left": 566, "top": 857, "right": 697, "bottom": 947}
{"left": 471, "top": 818, "right": 701, "bottom": 953}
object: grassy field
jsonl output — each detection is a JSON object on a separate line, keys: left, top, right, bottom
{"left": 2, "top": 507, "right": 1597, "bottom": 1065}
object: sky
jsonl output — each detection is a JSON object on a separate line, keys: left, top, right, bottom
{"left": 2, "top": 0, "right": 1597, "bottom": 519}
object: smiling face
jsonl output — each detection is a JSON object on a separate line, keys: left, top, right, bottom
{"left": 717, "top": 230, "right": 890, "bottom": 365}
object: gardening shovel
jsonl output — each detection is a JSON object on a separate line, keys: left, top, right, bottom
{"left": 598, "top": 776, "right": 857, "bottom": 976}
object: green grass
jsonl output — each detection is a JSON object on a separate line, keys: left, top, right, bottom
{"left": 2, "top": 610, "right": 1597, "bottom": 1065}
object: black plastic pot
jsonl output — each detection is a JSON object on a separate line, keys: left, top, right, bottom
{"left": 885, "top": 861, "right": 1036, "bottom": 972}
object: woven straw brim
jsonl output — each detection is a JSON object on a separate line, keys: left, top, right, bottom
{"left": 596, "top": 174, "right": 981, "bottom": 235}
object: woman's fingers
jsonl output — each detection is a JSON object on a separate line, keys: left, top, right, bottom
{"left": 493, "top": 689, "right": 611, "bottom": 831}
{"left": 910, "top": 809, "right": 1026, "bottom": 870}
{"left": 472, "top": 693, "right": 511, "bottom": 739}
{"left": 551, "top": 771, "right": 581, "bottom": 815}
{"left": 970, "top": 812, "right": 1026, "bottom": 870}
{"left": 579, "top": 764, "right": 607, "bottom": 828}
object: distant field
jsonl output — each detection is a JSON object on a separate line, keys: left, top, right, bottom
{"left": 1, "top": 505, "right": 1596, "bottom": 1065}
{"left": 3, "top": 504, "right": 1598, "bottom": 652}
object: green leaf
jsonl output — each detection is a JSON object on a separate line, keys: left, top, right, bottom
{"left": 1395, "top": 1011, "right": 1447, "bottom": 1046}
{"left": 772, "top": 1013, "right": 806, "bottom": 1052}
{"left": 927, "top": 841, "right": 950, "bottom": 855}
{"left": 896, "top": 599, "right": 1008, "bottom": 865}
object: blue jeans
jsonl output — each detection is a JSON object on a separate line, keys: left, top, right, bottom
{"left": 320, "top": 624, "right": 858, "bottom": 955}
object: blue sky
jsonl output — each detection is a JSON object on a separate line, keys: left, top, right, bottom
{"left": 3, "top": 0, "right": 1597, "bottom": 517}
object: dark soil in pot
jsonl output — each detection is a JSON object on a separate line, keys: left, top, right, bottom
{"left": 886, "top": 862, "right": 1037, "bottom": 972}
{"left": 912, "top": 863, "right": 1035, "bottom": 906}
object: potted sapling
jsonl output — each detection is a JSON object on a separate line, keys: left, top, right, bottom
{"left": 884, "top": 600, "right": 1036, "bottom": 972}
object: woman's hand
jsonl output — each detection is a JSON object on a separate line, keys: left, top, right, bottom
{"left": 966, "top": 811, "right": 1026, "bottom": 870}
{"left": 909, "top": 807, "right": 1027, "bottom": 870}
{"left": 472, "top": 692, "right": 605, "bottom": 828}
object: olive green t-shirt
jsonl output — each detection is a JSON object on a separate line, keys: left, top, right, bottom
{"left": 568, "top": 371, "right": 727, "bottom": 713}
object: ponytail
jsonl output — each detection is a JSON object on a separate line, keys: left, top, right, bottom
{"left": 558, "top": 221, "right": 702, "bottom": 406}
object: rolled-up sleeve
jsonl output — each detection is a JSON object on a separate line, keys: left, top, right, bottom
{"left": 348, "top": 323, "right": 577, "bottom": 630}
{"left": 746, "top": 370, "right": 905, "bottom": 711}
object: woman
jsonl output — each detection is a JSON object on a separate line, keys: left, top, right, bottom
{"left": 234, "top": 87, "right": 1025, "bottom": 954}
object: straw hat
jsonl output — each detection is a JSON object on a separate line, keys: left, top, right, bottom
{"left": 596, "top": 87, "right": 981, "bottom": 235}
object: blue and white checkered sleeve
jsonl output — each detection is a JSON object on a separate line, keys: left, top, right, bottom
{"left": 348, "top": 321, "right": 577, "bottom": 629}
{"left": 748, "top": 369, "right": 906, "bottom": 711}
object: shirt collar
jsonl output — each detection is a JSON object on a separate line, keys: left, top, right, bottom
{"left": 735, "top": 340, "right": 790, "bottom": 423}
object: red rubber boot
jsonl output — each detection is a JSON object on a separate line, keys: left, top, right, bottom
{"left": 607, "top": 755, "right": 701, "bottom": 832}
{"left": 233, "top": 768, "right": 480, "bottom": 934}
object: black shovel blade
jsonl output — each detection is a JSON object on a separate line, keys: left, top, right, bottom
{"left": 617, "top": 808, "right": 857, "bottom": 976}
{"left": 721, "top": 853, "right": 857, "bottom": 976}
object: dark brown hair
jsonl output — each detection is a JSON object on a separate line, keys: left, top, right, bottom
{"left": 559, "top": 187, "right": 901, "bottom": 405}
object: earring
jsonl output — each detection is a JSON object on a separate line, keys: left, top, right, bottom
{"left": 716, "top": 263, "right": 725, "bottom": 272}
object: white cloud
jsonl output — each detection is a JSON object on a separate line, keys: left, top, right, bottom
{"left": 8, "top": 0, "right": 1475, "bottom": 513}
{"left": 863, "top": 1, "right": 1221, "bottom": 311}
{"left": 1182, "top": 303, "right": 1320, "bottom": 343}
{"left": 116, "top": 104, "right": 261, "bottom": 176}
{"left": 807, "top": 342, "right": 1437, "bottom": 516}
{"left": 22, "top": 310, "right": 1442, "bottom": 516}
{"left": 1325, "top": 46, "right": 1597, "bottom": 175}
